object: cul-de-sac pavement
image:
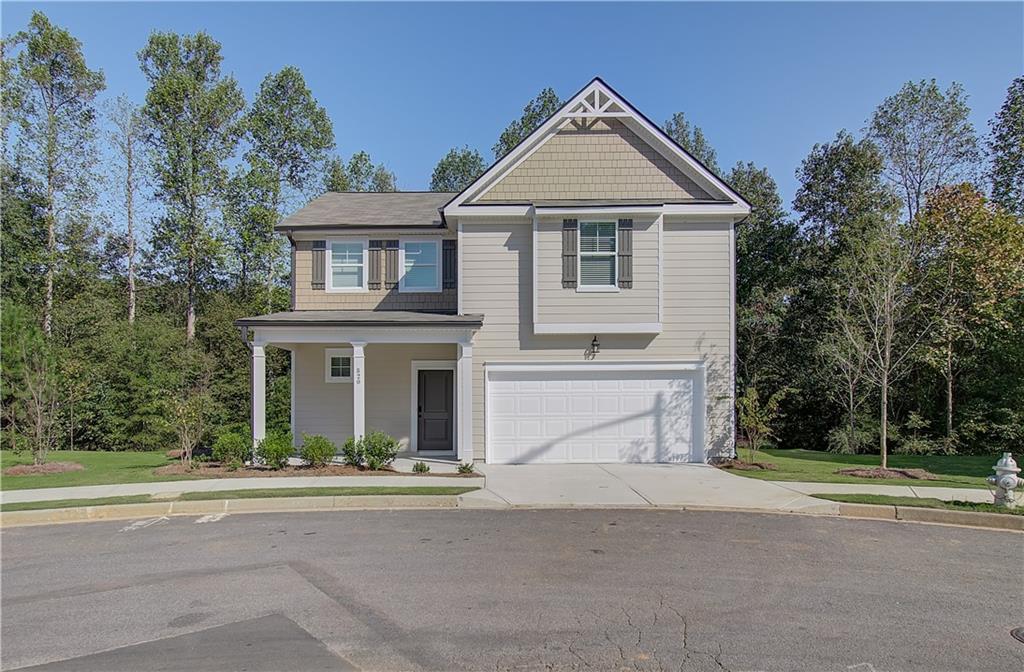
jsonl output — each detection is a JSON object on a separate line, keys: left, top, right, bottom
{"left": 2, "top": 510, "right": 1021, "bottom": 672}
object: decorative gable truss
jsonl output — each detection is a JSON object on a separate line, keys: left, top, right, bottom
{"left": 443, "top": 78, "right": 752, "bottom": 220}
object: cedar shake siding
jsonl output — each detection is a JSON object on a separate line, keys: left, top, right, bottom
{"left": 459, "top": 217, "right": 733, "bottom": 461}
{"left": 474, "top": 119, "right": 713, "bottom": 203}
{"left": 292, "top": 231, "right": 457, "bottom": 312}
{"left": 535, "top": 215, "right": 660, "bottom": 327}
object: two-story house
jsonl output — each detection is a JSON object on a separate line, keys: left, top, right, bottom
{"left": 236, "top": 78, "right": 750, "bottom": 465}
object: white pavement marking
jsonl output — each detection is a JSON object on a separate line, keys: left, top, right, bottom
{"left": 194, "top": 513, "right": 228, "bottom": 524}
{"left": 119, "top": 516, "right": 169, "bottom": 532}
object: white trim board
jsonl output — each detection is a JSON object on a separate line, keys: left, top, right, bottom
{"left": 409, "top": 360, "right": 457, "bottom": 455}
{"left": 533, "top": 322, "right": 662, "bottom": 335}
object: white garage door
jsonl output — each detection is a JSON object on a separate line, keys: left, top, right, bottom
{"left": 486, "top": 365, "right": 703, "bottom": 464}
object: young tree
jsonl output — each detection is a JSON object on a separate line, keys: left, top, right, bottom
{"left": 240, "top": 66, "right": 334, "bottom": 309}
{"left": 323, "top": 156, "right": 348, "bottom": 192}
{"left": 664, "top": 111, "right": 719, "bottom": 173}
{"left": 988, "top": 76, "right": 1024, "bottom": 217}
{"left": 430, "top": 146, "right": 485, "bottom": 192}
{"left": 868, "top": 79, "right": 980, "bottom": 221}
{"left": 834, "top": 215, "right": 939, "bottom": 467}
{"left": 138, "top": 31, "right": 245, "bottom": 341}
{"left": 917, "top": 184, "right": 1024, "bottom": 449}
{"left": 106, "top": 95, "right": 146, "bottom": 323}
{"left": 819, "top": 293, "right": 870, "bottom": 453}
{"left": 736, "top": 387, "right": 790, "bottom": 463}
{"left": 1, "top": 302, "right": 59, "bottom": 464}
{"left": 8, "top": 12, "right": 105, "bottom": 336}
{"left": 492, "top": 87, "right": 561, "bottom": 159}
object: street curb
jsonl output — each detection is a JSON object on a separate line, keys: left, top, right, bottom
{"left": 835, "top": 502, "right": 1023, "bottom": 531}
{"left": 0, "top": 495, "right": 463, "bottom": 527}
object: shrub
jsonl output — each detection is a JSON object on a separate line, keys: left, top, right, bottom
{"left": 827, "top": 425, "right": 875, "bottom": 454}
{"left": 301, "top": 434, "right": 336, "bottom": 467}
{"left": 412, "top": 461, "right": 430, "bottom": 473}
{"left": 342, "top": 436, "right": 363, "bottom": 467}
{"left": 457, "top": 462, "right": 475, "bottom": 474}
{"left": 361, "top": 431, "right": 399, "bottom": 470}
{"left": 212, "top": 431, "right": 250, "bottom": 470}
{"left": 258, "top": 431, "right": 294, "bottom": 470}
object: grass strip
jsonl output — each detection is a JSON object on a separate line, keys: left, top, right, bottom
{"left": 812, "top": 493, "right": 1022, "bottom": 516}
{"left": 1, "top": 486, "right": 480, "bottom": 513}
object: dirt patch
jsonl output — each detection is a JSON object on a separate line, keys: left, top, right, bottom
{"left": 153, "top": 462, "right": 482, "bottom": 478}
{"left": 715, "top": 459, "right": 777, "bottom": 471}
{"left": 3, "top": 461, "right": 85, "bottom": 476}
{"left": 835, "top": 467, "right": 939, "bottom": 481}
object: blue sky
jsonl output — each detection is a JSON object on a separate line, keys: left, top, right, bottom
{"left": 3, "top": 2, "right": 1022, "bottom": 211}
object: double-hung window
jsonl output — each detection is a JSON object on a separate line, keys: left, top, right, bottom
{"left": 578, "top": 222, "right": 617, "bottom": 289}
{"left": 325, "top": 348, "right": 353, "bottom": 383}
{"left": 329, "top": 241, "right": 366, "bottom": 291}
{"left": 400, "top": 240, "right": 440, "bottom": 292}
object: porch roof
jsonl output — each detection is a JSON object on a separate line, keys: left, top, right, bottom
{"left": 234, "top": 310, "right": 484, "bottom": 328}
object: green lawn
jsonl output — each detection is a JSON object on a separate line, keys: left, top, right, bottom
{"left": 0, "top": 486, "right": 479, "bottom": 512}
{"left": 0, "top": 450, "right": 198, "bottom": 490}
{"left": 728, "top": 448, "right": 995, "bottom": 488}
{"left": 812, "top": 493, "right": 1021, "bottom": 516}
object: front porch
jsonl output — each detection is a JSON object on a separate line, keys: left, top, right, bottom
{"left": 236, "top": 311, "right": 483, "bottom": 463}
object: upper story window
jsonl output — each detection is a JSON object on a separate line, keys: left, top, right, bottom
{"left": 325, "top": 348, "right": 353, "bottom": 383}
{"left": 329, "top": 240, "right": 366, "bottom": 292}
{"left": 579, "top": 222, "right": 617, "bottom": 289}
{"left": 400, "top": 240, "right": 440, "bottom": 293}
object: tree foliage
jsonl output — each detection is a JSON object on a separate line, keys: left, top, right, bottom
{"left": 492, "top": 87, "right": 561, "bottom": 159}
{"left": 323, "top": 151, "right": 396, "bottom": 192}
{"left": 431, "top": 145, "right": 485, "bottom": 192}
{"left": 988, "top": 76, "right": 1024, "bottom": 217}
{"left": 664, "top": 112, "right": 719, "bottom": 173}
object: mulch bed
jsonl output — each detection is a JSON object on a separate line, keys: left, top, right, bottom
{"left": 153, "top": 462, "right": 482, "bottom": 478}
{"left": 835, "top": 467, "right": 939, "bottom": 481}
{"left": 714, "top": 458, "right": 777, "bottom": 471}
{"left": 3, "top": 461, "right": 86, "bottom": 476}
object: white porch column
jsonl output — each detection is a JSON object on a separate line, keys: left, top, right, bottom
{"left": 456, "top": 342, "right": 474, "bottom": 462}
{"left": 351, "top": 341, "right": 366, "bottom": 440}
{"left": 251, "top": 344, "right": 267, "bottom": 450}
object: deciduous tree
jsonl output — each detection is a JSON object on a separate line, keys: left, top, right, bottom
{"left": 988, "top": 76, "right": 1024, "bottom": 217}
{"left": 106, "top": 95, "right": 146, "bottom": 323}
{"left": 664, "top": 112, "right": 719, "bottom": 173}
{"left": 430, "top": 145, "right": 485, "bottom": 192}
{"left": 493, "top": 87, "right": 561, "bottom": 159}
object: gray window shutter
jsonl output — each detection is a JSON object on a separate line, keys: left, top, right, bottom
{"left": 311, "top": 240, "right": 326, "bottom": 290}
{"left": 617, "top": 219, "right": 633, "bottom": 289}
{"left": 384, "top": 240, "right": 400, "bottom": 289}
{"left": 368, "top": 240, "right": 384, "bottom": 290}
{"left": 442, "top": 239, "right": 457, "bottom": 289}
{"left": 561, "top": 219, "right": 578, "bottom": 288}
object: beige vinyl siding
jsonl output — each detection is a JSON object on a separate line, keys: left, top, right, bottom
{"left": 474, "top": 119, "right": 712, "bottom": 203}
{"left": 535, "top": 216, "right": 659, "bottom": 326}
{"left": 459, "top": 217, "right": 733, "bottom": 461}
{"left": 292, "top": 342, "right": 457, "bottom": 450}
{"left": 293, "top": 232, "right": 456, "bottom": 312}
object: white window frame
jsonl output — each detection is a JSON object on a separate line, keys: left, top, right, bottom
{"left": 325, "top": 347, "right": 354, "bottom": 383}
{"left": 326, "top": 238, "right": 369, "bottom": 293}
{"left": 577, "top": 221, "right": 619, "bottom": 293}
{"left": 399, "top": 237, "right": 441, "bottom": 293}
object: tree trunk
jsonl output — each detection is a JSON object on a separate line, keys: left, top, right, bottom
{"left": 186, "top": 255, "right": 196, "bottom": 342}
{"left": 880, "top": 370, "right": 888, "bottom": 470}
{"left": 945, "top": 341, "right": 954, "bottom": 451}
{"left": 126, "top": 142, "right": 136, "bottom": 324}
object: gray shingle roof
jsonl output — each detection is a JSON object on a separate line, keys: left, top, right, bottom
{"left": 276, "top": 192, "right": 457, "bottom": 231}
{"left": 235, "top": 310, "right": 483, "bottom": 328}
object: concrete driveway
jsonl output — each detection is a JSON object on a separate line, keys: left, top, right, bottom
{"left": 476, "top": 463, "right": 836, "bottom": 513}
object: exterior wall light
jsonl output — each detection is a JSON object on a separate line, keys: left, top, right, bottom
{"left": 591, "top": 335, "right": 600, "bottom": 355}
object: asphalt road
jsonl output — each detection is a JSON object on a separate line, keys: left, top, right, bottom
{"left": 1, "top": 510, "right": 1021, "bottom": 672}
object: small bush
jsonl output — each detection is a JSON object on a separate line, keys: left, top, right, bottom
{"left": 258, "top": 431, "right": 294, "bottom": 470}
{"left": 342, "top": 436, "right": 363, "bottom": 467}
{"left": 827, "top": 426, "right": 875, "bottom": 454}
{"left": 301, "top": 434, "right": 336, "bottom": 467}
{"left": 212, "top": 431, "right": 251, "bottom": 470}
{"left": 457, "top": 462, "right": 475, "bottom": 474}
{"left": 361, "top": 431, "right": 399, "bottom": 470}
{"left": 412, "top": 461, "right": 430, "bottom": 473}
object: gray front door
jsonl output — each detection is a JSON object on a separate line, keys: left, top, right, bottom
{"left": 417, "top": 369, "right": 453, "bottom": 452}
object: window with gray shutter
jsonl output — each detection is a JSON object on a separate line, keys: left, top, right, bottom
{"left": 384, "top": 240, "right": 400, "bottom": 289}
{"left": 617, "top": 219, "right": 633, "bottom": 289}
{"left": 579, "top": 222, "right": 617, "bottom": 287}
{"left": 561, "top": 219, "right": 578, "bottom": 288}
{"left": 311, "top": 240, "right": 326, "bottom": 290}
{"left": 442, "top": 239, "right": 457, "bottom": 289}
{"left": 368, "top": 240, "right": 384, "bottom": 290}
